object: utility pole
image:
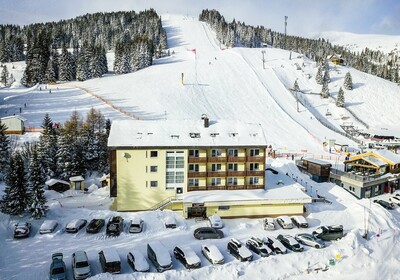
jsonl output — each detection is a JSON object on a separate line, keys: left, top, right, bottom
{"left": 284, "top": 16, "right": 288, "bottom": 49}
{"left": 261, "top": 50, "right": 266, "bottom": 69}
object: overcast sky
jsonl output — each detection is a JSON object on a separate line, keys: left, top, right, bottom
{"left": 0, "top": 0, "right": 399, "bottom": 36}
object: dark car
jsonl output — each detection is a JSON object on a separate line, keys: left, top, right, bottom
{"left": 86, "top": 219, "right": 105, "bottom": 233}
{"left": 312, "top": 225, "right": 344, "bottom": 241}
{"left": 227, "top": 238, "right": 253, "bottom": 262}
{"left": 49, "top": 253, "right": 67, "bottom": 280}
{"left": 374, "top": 199, "right": 395, "bottom": 210}
{"left": 14, "top": 222, "right": 31, "bottom": 239}
{"left": 173, "top": 246, "right": 201, "bottom": 269}
{"left": 106, "top": 216, "right": 124, "bottom": 236}
{"left": 277, "top": 234, "right": 304, "bottom": 252}
{"left": 246, "top": 237, "right": 272, "bottom": 257}
{"left": 193, "top": 227, "right": 224, "bottom": 240}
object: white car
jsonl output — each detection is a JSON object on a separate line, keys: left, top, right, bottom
{"left": 263, "top": 236, "right": 287, "bottom": 254}
{"left": 164, "top": 215, "right": 177, "bottom": 229}
{"left": 263, "top": 218, "right": 276, "bottom": 230}
{"left": 291, "top": 216, "right": 309, "bottom": 228}
{"left": 40, "top": 220, "right": 58, "bottom": 234}
{"left": 127, "top": 250, "right": 150, "bottom": 272}
{"left": 276, "top": 215, "right": 294, "bottom": 229}
{"left": 72, "top": 250, "right": 91, "bottom": 280}
{"left": 173, "top": 246, "right": 201, "bottom": 269}
{"left": 295, "top": 233, "right": 325, "bottom": 249}
{"left": 201, "top": 244, "right": 224, "bottom": 265}
{"left": 209, "top": 214, "right": 224, "bottom": 229}
{"left": 66, "top": 219, "right": 87, "bottom": 233}
{"left": 129, "top": 217, "right": 144, "bottom": 233}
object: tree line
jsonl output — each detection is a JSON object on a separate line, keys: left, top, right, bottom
{"left": 199, "top": 9, "right": 400, "bottom": 84}
{"left": 0, "top": 9, "right": 167, "bottom": 86}
{"left": 0, "top": 108, "right": 110, "bottom": 218}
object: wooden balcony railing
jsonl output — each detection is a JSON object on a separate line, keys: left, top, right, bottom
{"left": 187, "top": 186, "right": 207, "bottom": 192}
{"left": 188, "top": 171, "right": 207, "bottom": 178}
{"left": 188, "top": 157, "right": 207, "bottom": 163}
{"left": 246, "top": 170, "right": 265, "bottom": 176}
{"left": 207, "top": 171, "right": 226, "bottom": 177}
{"left": 207, "top": 157, "right": 227, "bottom": 163}
{"left": 246, "top": 156, "right": 265, "bottom": 163}
{"left": 227, "top": 171, "right": 246, "bottom": 177}
{"left": 186, "top": 184, "right": 264, "bottom": 191}
{"left": 227, "top": 156, "right": 246, "bottom": 162}
{"left": 227, "top": 185, "right": 246, "bottom": 190}
{"left": 206, "top": 185, "right": 226, "bottom": 190}
{"left": 246, "top": 184, "right": 264, "bottom": 190}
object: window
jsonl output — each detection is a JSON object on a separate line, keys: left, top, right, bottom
{"left": 249, "top": 149, "right": 260, "bottom": 157}
{"left": 228, "top": 163, "right": 238, "bottom": 171}
{"left": 249, "top": 163, "right": 260, "bottom": 171}
{"left": 166, "top": 172, "right": 175, "bottom": 184}
{"left": 211, "top": 164, "right": 222, "bottom": 171}
{"left": 218, "top": 205, "right": 230, "bottom": 210}
{"left": 189, "top": 149, "right": 199, "bottom": 157}
{"left": 189, "top": 178, "right": 199, "bottom": 186}
{"left": 150, "top": 151, "right": 158, "bottom": 158}
{"left": 150, "top": 181, "right": 158, "bottom": 187}
{"left": 249, "top": 177, "right": 259, "bottom": 185}
{"left": 211, "top": 149, "right": 222, "bottom": 157}
{"left": 227, "top": 177, "right": 238, "bottom": 185}
{"left": 189, "top": 164, "right": 199, "bottom": 172}
{"left": 166, "top": 151, "right": 185, "bottom": 189}
{"left": 150, "top": 166, "right": 158, "bottom": 173}
{"left": 211, "top": 178, "right": 221, "bottom": 186}
{"left": 228, "top": 149, "right": 238, "bottom": 157}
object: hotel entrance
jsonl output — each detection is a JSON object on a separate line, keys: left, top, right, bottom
{"left": 188, "top": 203, "right": 206, "bottom": 218}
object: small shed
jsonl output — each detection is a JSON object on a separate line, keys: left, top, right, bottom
{"left": 99, "top": 173, "right": 110, "bottom": 188}
{"left": 296, "top": 158, "right": 332, "bottom": 182}
{"left": 0, "top": 115, "right": 26, "bottom": 134}
{"left": 69, "top": 175, "right": 85, "bottom": 191}
{"left": 45, "top": 178, "right": 70, "bottom": 193}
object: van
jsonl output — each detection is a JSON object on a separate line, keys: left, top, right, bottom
{"left": 147, "top": 241, "right": 173, "bottom": 272}
{"left": 98, "top": 248, "right": 121, "bottom": 274}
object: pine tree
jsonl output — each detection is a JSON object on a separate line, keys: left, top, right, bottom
{"left": 0, "top": 120, "right": 10, "bottom": 181}
{"left": 28, "top": 148, "right": 47, "bottom": 219}
{"left": 321, "top": 80, "right": 329, "bottom": 98}
{"left": 58, "top": 46, "right": 75, "bottom": 81}
{"left": 44, "top": 58, "right": 57, "bottom": 83}
{"left": 56, "top": 129, "right": 74, "bottom": 180}
{"left": 336, "top": 87, "right": 345, "bottom": 107}
{"left": 37, "top": 114, "right": 58, "bottom": 178}
{"left": 323, "top": 68, "right": 330, "bottom": 83}
{"left": 1, "top": 151, "right": 28, "bottom": 215}
{"left": 344, "top": 72, "right": 353, "bottom": 90}
{"left": 1, "top": 65, "right": 9, "bottom": 86}
{"left": 315, "top": 66, "right": 323, "bottom": 85}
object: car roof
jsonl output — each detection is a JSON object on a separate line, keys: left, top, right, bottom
{"left": 73, "top": 251, "right": 88, "bottom": 261}
{"left": 131, "top": 217, "right": 142, "bottom": 224}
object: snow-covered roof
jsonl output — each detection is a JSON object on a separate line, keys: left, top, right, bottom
{"left": 180, "top": 247, "right": 200, "bottom": 265}
{"left": 202, "top": 244, "right": 223, "bottom": 261}
{"left": 148, "top": 241, "right": 171, "bottom": 266}
{"left": 108, "top": 119, "right": 268, "bottom": 148}
{"left": 374, "top": 150, "right": 400, "bottom": 165}
{"left": 101, "top": 248, "right": 120, "bottom": 262}
{"left": 45, "top": 178, "right": 70, "bottom": 186}
{"left": 66, "top": 219, "right": 85, "bottom": 228}
{"left": 69, "top": 176, "right": 84, "bottom": 182}
{"left": 364, "top": 156, "right": 387, "bottom": 167}
{"left": 128, "top": 250, "right": 149, "bottom": 272}
{"left": 40, "top": 220, "right": 58, "bottom": 230}
{"left": 303, "top": 157, "right": 332, "bottom": 166}
{"left": 0, "top": 115, "right": 27, "bottom": 122}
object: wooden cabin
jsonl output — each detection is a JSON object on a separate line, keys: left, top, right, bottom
{"left": 0, "top": 115, "right": 26, "bottom": 134}
{"left": 296, "top": 158, "right": 332, "bottom": 182}
{"left": 45, "top": 179, "right": 70, "bottom": 193}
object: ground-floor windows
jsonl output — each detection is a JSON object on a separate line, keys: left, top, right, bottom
{"left": 150, "top": 181, "right": 158, "bottom": 187}
{"left": 189, "top": 178, "right": 199, "bottom": 186}
{"left": 211, "top": 178, "right": 222, "bottom": 186}
{"left": 249, "top": 177, "right": 259, "bottom": 185}
{"left": 227, "top": 177, "right": 238, "bottom": 186}
{"left": 218, "top": 205, "right": 230, "bottom": 210}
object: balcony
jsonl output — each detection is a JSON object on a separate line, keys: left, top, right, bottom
{"left": 188, "top": 171, "right": 207, "bottom": 178}
{"left": 227, "top": 170, "right": 246, "bottom": 176}
{"left": 206, "top": 185, "right": 227, "bottom": 190}
{"left": 187, "top": 186, "right": 207, "bottom": 192}
{"left": 227, "top": 185, "right": 246, "bottom": 190}
{"left": 246, "top": 184, "right": 264, "bottom": 190}
{"left": 186, "top": 185, "right": 264, "bottom": 191}
{"left": 247, "top": 156, "right": 265, "bottom": 163}
{"left": 188, "top": 157, "right": 207, "bottom": 163}
{"left": 207, "top": 171, "right": 226, "bottom": 177}
{"left": 246, "top": 170, "right": 265, "bottom": 176}
{"left": 227, "top": 156, "right": 246, "bottom": 162}
{"left": 207, "top": 156, "right": 227, "bottom": 163}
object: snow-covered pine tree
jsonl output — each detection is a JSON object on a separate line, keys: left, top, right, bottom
{"left": 0, "top": 120, "right": 10, "bottom": 181}
{"left": 323, "top": 68, "right": 330, "bottom": 83}
{"left": 293, "top": 80, "right": 300, "bottom": 92}
{"left": 316, "top": 66, "right": 323, "bottom": 85}
{"left": 28, "top": 148, "right": 47, "bottom": 219}
{"left": 344, "top": 72, "right": 353, "bottom": 90}
{"left": 37, "top": 114, "right": 58, "bottom": 178}
{"left": 44, "top": 58, "right": 57, "bottom": 83}
{"left": 1, "top": 151, "right": 28, "bottom": 215}
{"left": 56, "top": 129, "right": 74, "bottom": 180}
{"left": 321, "top": 80, "right": 329, "bottom": 98}
{"left": 336, "top": 87, "right": 345, "bottom": 107}
{"left": 58, "top": 45, "right": 75, "bottom": 81}
{"left": 1, "top": 65, "right": 9, "bottom": 86}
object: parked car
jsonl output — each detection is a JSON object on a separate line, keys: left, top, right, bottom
{"left": 86, "top": 218, "right": 105, "bottom": 233}
{"left": 147, "top": 241, "right": 173, "bottom": 272}
{"left": 373, "top": 199, "right": 395, "bottom": 210}
{"left": 49, "top": 253, "right": 67, "bottom": 280}
{"left": 129, "top": 217, "right": 144, "bottom": 233}
{"left": 99, "top": 248, "right": 121, "bottom": 274}
{"left": 312, "top": 225, "right": 344, "bottom": 241}
{"left": 201, "top": 244, "right": 224, "bottom": 265}
{"left": 40, "top": 220, "right": 58, "bottom": 234}
{"left": 173, "top": 246, "right": 201, "bottom": 269}
{"left": 72, "top": 250, "right": 91, "bottom": 280}
{"left": 263, "top": 218, "right": 276, "bottom": 230}
{"left": 263, "top": 236, "right": 287, "bottom": 254}
{"left": 227, "top": 238, "right": 253, "bottom": 262}
{"left": 127, "top": 250, "right": 150, "bottom": 272}
{"left": 164, "top": 215, "right": 177, "bottom": 229}
{"left": 106, "top": 216, "right": 124, "bottom": 236}
{"left": 209, "top": 214, "right": 224, "bottom": 229}
{"left": 277, "top": 234, "right": 304, "bottom": 252}
{"left": 295, "top": 233, "right": 325, "bottom": 249}
{"left": 193, "top": 227, "right": 224, "bottom": 240}
{"left": 13, "top": 222, "right": 31, "bottom": 238}
{"left": 66, "top": 219, "right": 87, "bottom": 233}
{"left": 276, "top": 216, "right": 294, "bottom": 229}
{"left": 246, "top": 236, "right": 272, "bottom": 257}
{"left": 291, "top": 216, "right": 309, "bottom": 228}
{"left": 392, "top": 196, "right": 400, "bottom": 204}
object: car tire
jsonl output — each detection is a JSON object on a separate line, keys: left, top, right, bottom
{"left": 315, "top": 245, "right": 320, "bottom": 249}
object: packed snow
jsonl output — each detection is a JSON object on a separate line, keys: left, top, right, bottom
{"left": 1, "top": 14, "right": 400, "bottom": 280}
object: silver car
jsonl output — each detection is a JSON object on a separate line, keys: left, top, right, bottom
{"left": 72, "top": 251, "right": 91, "bottom": 279}
{"left": 295, "top": 233, "right": 325, "bottom": 249}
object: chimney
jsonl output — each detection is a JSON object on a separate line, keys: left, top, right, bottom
{"left": 201, "top": 114, "right": 209, "bottom": 128}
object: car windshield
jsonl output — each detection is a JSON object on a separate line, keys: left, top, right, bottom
{"left": 131, "top": 224, "right": 140, "bottom": 228}
{"left": 52, "top": 267, "right": 65, "bottom": 274}
{"left": 76, "top": 261, "right": 89, "bottom": 268}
